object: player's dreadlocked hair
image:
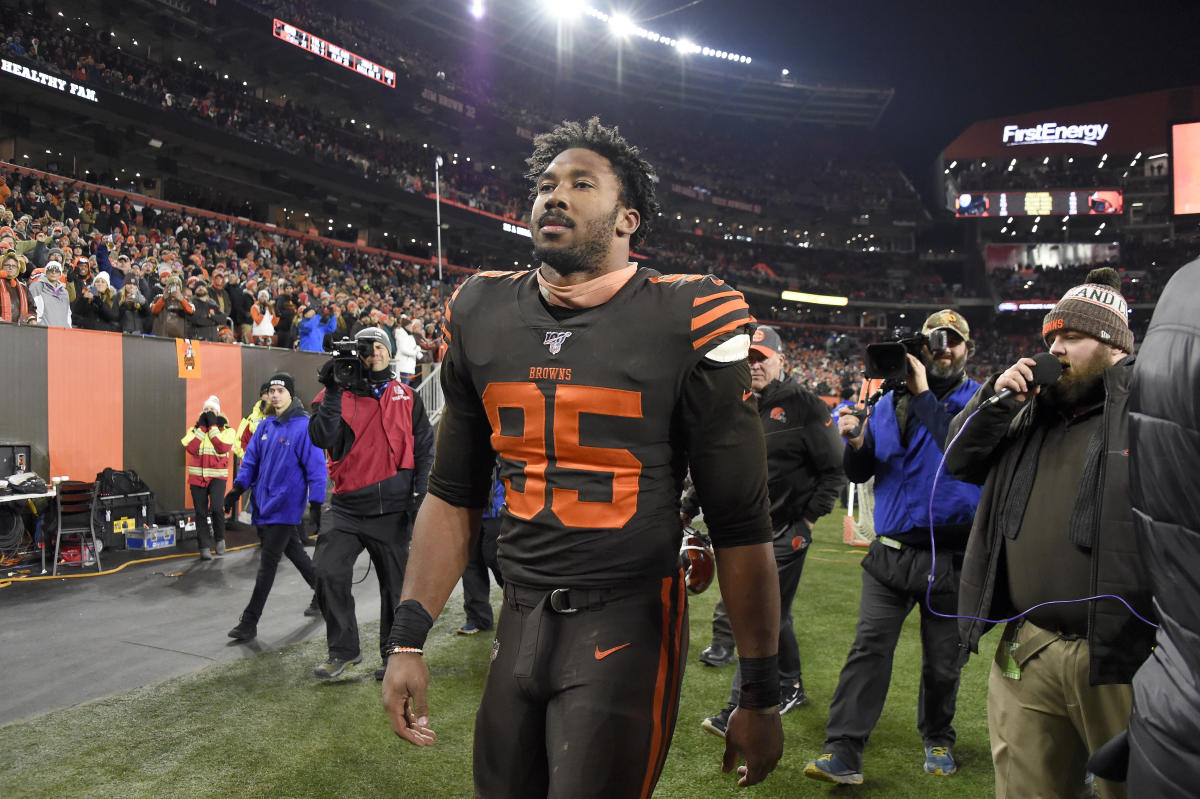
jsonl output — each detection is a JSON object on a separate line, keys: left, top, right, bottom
{"left": 524, "top": 117, "right": 660, "bottom": 248}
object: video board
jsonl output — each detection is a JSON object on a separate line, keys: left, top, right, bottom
{"left": 272, "top": 19, "right": 395, "bottom": 88}
{"left": 1173, "top": 121, "right": 1200, "bottom": 215}
{"left": 954, "top": 189, "right": 1122, "bottom": 218}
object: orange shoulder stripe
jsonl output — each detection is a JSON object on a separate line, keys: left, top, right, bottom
{"left": 693, "top": 289, "right": 744, "bottom": 307}
{"left": 690, "top": 298, "right": 750, "bottom": 331}
{"left": 693, "top": 316, "right": 751, "bottom": 351}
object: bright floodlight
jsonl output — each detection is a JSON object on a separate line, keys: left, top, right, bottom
{"left": 545, "top": 0, "right": 583, "bottom": 19}
{"left": 609, "top": 13, "right": 634, "bottom": 38}
{"left": 676, "top": 38, "right": 699, "bottom": 54}
{"left": 470, "top": 0, "right": 484, "bottom": 19}
{"left": 781, "top": 68, "right": 789, "bottom": 76}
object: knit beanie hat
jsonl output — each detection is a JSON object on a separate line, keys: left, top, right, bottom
{"left": 267, "top": 372, "right": 295, "bottom": 397}
{"left": 355, "top": 326, "right": 394, "bottom": 357}
{"left": 202, "top": 394, "right": 221, "bottom": 414}
{"left": 1042, "top": 267, "right": 1133, "bottom": 353}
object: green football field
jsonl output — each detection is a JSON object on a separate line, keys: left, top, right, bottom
{"left": 0, "top": 514, "right": 996, "bottom": 798}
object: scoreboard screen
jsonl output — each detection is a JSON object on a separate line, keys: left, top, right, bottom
{"left": 954, "top": 189, "right": 1122, "bottom": 218}
{"left": 1173, "top": 121, "right": 1200, "bottom": 215}
{"left": 272, "top": 18, "right": 395, "bottom": 88}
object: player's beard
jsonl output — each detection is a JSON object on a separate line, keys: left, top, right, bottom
{"left": 533, "top": 204, "right": 620, "bottom": 278}
{"left": 1041, "top": 348, "right": 1111, "bottom": 412}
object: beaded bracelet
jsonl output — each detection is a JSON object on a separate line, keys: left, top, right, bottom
{"left": 384, "top": 645, "right": 424, "bottom": 657}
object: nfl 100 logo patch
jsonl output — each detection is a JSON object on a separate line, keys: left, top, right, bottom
{"left": 543, "top": 331, "right": 572, "bottom": 355}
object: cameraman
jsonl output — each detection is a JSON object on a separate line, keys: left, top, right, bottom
{"left": 308, "top": 327, "right": 434, "bottom": 680}
{"left": 803, "top": 310, "right": 982, "bottom": 786}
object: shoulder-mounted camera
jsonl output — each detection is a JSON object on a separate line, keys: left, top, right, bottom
{"left": 327, "top": 337, "right": 373, "bottom": 387}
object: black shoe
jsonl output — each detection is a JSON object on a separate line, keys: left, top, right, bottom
{"left": 199, "top": 549, "right": 214, "bottom": 561}
{"left": 779, "top": 685, "right": 809, "bottom": 714}
{"left": 701, "top": 705, "right": 734, "bottom": 739}
{"left": 227, "top": 620, "right": 257, "bottom": 641}
{"left": 303, "top": 595, "right": 321, "bottom": 617}
{"left": 374, "top": 665, "right": 387, "bottom": 681}
{"left": 699, "top": 643, "right": 735, "bottom": 667}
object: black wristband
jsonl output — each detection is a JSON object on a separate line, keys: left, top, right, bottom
{"left": 386, "top": 599, "right": 434, "bottom": 650}
{"left": 737, "top": 654, "right": 781, "bottom": 710}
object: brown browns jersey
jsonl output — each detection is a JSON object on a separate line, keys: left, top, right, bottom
{"left": 429, "top": 267, "right": 768, "bottom": 588}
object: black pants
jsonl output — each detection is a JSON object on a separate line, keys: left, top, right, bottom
{"left": 190, "top": 480, "right": 225, "bottom": 550}
{"left": 240, "top": 524, "right": 317, "bottom": 623}
{"left": 822, "top": 544, "right": 963, "bottom": 772}
{"left": 461, "top": 516, "right": 503, "bottom": 629}
{"left": 315, "top": 508, "right": 411, "bottom": 661}
{"left": 473, "top": 575, "right": 688, "bottom": 798}
{"left": 727, "top": 524, "right": 811, "bottom": 703}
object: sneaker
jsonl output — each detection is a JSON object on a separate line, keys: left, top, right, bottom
{"left": 374, "top": 665, "right": 387, "bottom": 681}
{"left": 227, "top": 620, "right": 257, "bottom": 641}
{"left": 199, "top": 549, "right": 213, "bottom": 561}
{"left": 698, "top": 643, "right": 735, "bottom": 667}
{"left": 700, "top": 705, "right": 733, "bottom": 739}
{"left": 215, "top": 540, "right": 227, "bottom": 556}
{"left": 924, "top": 746, "right": 957, "bottom": 776}
{"left": 779, "top": 685, "right": 809, "bottom": 714}
{"left": 456, "top": 623, "right": 481, "bottom": 635}
{"left": 303, "top": 595, "right": 321, "bottom": 617}
{"left": 804, "top": 753, "right": 863, "bottom": 785}
{"left": 313, "top": 654, "right": 363, "bottom": 679}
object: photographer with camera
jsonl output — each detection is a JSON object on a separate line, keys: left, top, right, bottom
{"left": 181, "top": 395, "right": 236, "bottom": 560}
{"left": 803, "top": 310, "right": 982, "bottom": 786}
{"left": 150, "top": 274, "right": 194, "bottom": 339}
{"left": 308, "top": 327, "right": 434, "bottom": 680}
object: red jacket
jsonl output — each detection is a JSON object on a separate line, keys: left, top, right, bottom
{"left": 181, "top": 423, "right": 236, "bottom": 486}
{"left": 318, "top": 383, "right": 415, "bottom": 495}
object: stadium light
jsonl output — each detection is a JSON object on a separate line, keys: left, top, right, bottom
{"left": 609, "top": 13, "right": 634, "bottom": 37}
{"left": 544, "top": 0, "right": 583, "bottom": 20}
{"left": 470, "top": 0, "right": 485, "bottom": 19}
{"left": 781, "top": 290, "right": 848, "bottom": 307}
{"left": 781, "top": 68, "right": 789, "bottom": 76}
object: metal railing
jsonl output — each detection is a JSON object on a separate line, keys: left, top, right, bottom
{"left": 414, "top": 363, "right": 444, "bottom": 424}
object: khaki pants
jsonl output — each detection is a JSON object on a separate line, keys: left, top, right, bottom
{"left": 988, "top": 619, "right": 1131, "bottom": 799}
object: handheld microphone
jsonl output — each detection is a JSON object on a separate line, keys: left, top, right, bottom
{"left": 980, "top": 351, "right": 1062, "bottom": 408}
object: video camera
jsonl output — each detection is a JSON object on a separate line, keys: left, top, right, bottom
{"left": 864, "top": 329, "right": 928, "bottom": 381}
{"left": 327, "top": 337, "right": 374, "bottom": 387}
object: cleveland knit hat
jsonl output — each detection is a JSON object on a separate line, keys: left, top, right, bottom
{"left": 267, "top": 372, "right": 295, "bottom": 397}
{"left": 749, "top": 325, "right": 783, "bottom": 358}
{"left": 355, "top": 326, "right": 394, "bottom": 357}
{"left": 1042, "top": 267, "right": 1133, "bottom": 352}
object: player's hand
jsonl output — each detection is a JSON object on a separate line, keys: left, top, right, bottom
{"left": 382, "top": 653, "right": 436, "bottom": 746}
{"left": 722, "top": 706, "right": 783, "bottom": 787}
{"left": 994, "top": 356, "right": 1041, "bottom": 403}
{"left": 905, "top": 353, "right": 929, "bottom": 396}
{"left": 837, "top": 406, "right": 867, "bottom": 449}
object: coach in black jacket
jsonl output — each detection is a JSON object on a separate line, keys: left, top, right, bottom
{"left": 697, "top": 325, "right": 845, "bottom": 732}
{"left": 1127, "top": 257, "right": 1200, "bottom": 798}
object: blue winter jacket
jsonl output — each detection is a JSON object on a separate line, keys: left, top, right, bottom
{"left": 297, "top": 313, "right": 337, "bottom": 353}
{"left": 848, "top": 379, "right": 981, "bottom": 542}
{"left": 234, "top": 400, "right": 327, "bottom": 525}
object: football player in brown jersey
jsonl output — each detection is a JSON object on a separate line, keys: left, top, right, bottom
{"left": 382, "top": 118, "right": 783, "bottom": 796}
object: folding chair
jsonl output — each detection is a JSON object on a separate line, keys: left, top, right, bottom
{"left": 53, "top": 481, "right": 102, "bottom": 576}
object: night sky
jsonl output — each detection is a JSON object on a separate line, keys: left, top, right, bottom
{"left": 611, "top": 0, "right": 1200, "bottom": 177}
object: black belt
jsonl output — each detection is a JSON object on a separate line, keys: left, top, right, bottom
{"left": 503, "top": 581, "right": 663, "bottom": 678}
{"left": 503, "top": 581, "right": 651, "bottom": 614}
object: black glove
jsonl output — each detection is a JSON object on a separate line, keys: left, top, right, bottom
{"left": 223, "top": 484, "right": 244, "bottom": 515}
{"left": 309, "top": 501, "right": 323, "bottom": 533}
{"left": 200, "top": 410, "right": 217, "bottom": 428}
{"left": 215, "top": 415, "right": 228, "bottom": 428}
{"left": 411, "top": 492, "right": 425, "bottom": 514}
{"left": 317, "top": 359, "right": 339, "bottom": 391}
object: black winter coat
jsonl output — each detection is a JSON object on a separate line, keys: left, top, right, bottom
{"left": 946, "top": 357, "right": 1155, "bottom": 685}
{"left": 1126, "top": 257, "right": 1200, "bottom": 796}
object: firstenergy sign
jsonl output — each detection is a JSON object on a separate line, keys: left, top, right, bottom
{"left": 1002, "top": 121, "right": 1108, "bottom": 147}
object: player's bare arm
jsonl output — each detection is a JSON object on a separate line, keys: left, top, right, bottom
{"left": 715, "top": 542, "right": 784, "bottom": 786}
{"left": 382, "top": 495, "right": 481, "bottom": 746}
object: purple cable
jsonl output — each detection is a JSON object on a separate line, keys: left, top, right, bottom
{"left": 923, "top": 404, "right": 1158, "bottom": 630}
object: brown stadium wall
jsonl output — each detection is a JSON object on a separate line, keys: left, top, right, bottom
{"left": 0, "top": 324, "right": 326, "bottom": 512}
